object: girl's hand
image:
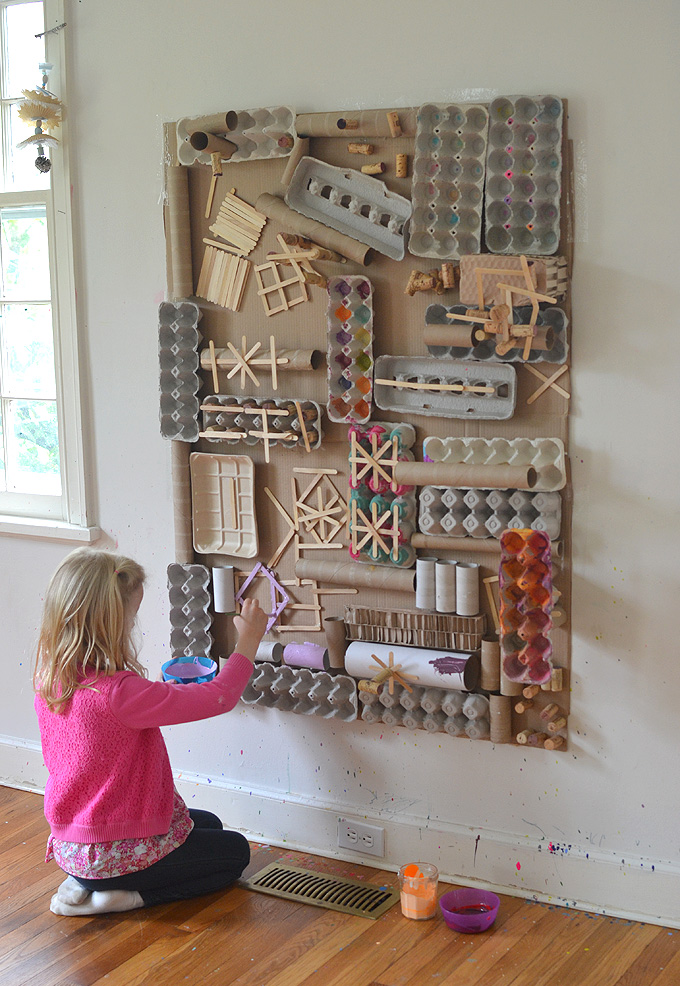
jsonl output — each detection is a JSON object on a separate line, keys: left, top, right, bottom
{"left": 232, "top": 598, "right": 268, "bottom": 662}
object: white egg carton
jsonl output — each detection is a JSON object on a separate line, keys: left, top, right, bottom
{"left": 408, "top": 102, "right": 489, "bottom": 260}
{"left": 425, "top": 303, "right": 569, "bottom": 364}
{"left": 374, "top": 355, "right": 516, "bottom": 420}
{"left": 177, "top": 106, "right": 296, "bottom": 165}
{"left": 241, "top": 663, "right": 358, "bottom": 721}
{"left": 360, "top": 684, "right": 490, "bottom": 738}
{"left": 423, "top": 436, "right": 567, "bottom": 492}
{"left": 326, "top": 275, "right": 374, "bottom": 425}
{"left": 158, "top": 301, "right": 202, "bottom": 442}
{"left": 167, "top": 563, "right": 213, "bottom": 659}
{"left": 484, "top": 95, "right": 563, "bottom": 256}
{"left": 201, "top": 395, "right": 323, "bottom": 451}
{"left": 285, "top": 157, "right": 412, "bottom": 260}
{"left": 418, "top": 487, "right": 562, "bottom": 540}
{"left": 344, "top": 604, "right": 486, "bottom": 653}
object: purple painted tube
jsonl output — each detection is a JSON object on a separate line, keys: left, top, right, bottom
{"left": 283, "top": 642, "right": 330, "bottom": 671}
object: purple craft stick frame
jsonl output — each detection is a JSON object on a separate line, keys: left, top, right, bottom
{"left": 235, "top": 562, "right": 290, "bottom": 632}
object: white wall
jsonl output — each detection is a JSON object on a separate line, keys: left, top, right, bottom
{"left": 2, "top": 0, "right": 679, "bottom": 926}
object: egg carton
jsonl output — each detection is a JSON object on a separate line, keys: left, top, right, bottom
{"left": 360, "top": 684, "right": 490, "bottom": 738}
{"left": 326, "top": 275, "right": 374, "bottom": 425}
{"left": 423, "top": 436, "right": 567, "bottom": 492}
{"left": 425, "top": 303, "right": 568, "bottom": 364}
{"left": 374, "top": 355, "right": 516, "bottom": 420}
{"left": 167, "top": 563, "right": 213, "bottom": 659}
{"left": 177, "top": 106, "right": 296, "bottom": 166}
{"left": 240, "top": 663, "right": 358, "bottom": 721}
{"left": 484, "top": 95, "right": 564, "bottom": 256}
{"left": 285, "top": 156, "right": 412, "bottom": 261}
{"left": 409, "top": 102, "right": 489, "bottom": 260}
{"left": 201, "top": 395, "right": 323, "bottom": 451}
{"left": 348, "top": 421, "right": 417, "bottom": 568}
{"left": 344, "top": 604, "right": 486, "bottom": 652}
{"left": 418, "top": 487, "right": 562, "bottom": 540}
{"left": 499, "top": 529, "right": 553, "bottom": 685}
{"left": 158, "top": 301, "right": 202, "bottom": 442}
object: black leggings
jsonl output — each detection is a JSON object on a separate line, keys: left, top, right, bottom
{"left": 69, "top": 810, "right": 250, "bottom": 907}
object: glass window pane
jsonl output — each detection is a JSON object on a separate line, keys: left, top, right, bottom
{"left": 4, "top": 3, "right": 45, "bottom": 99}
{"left": 1, "top": 303, "right": 55, "bottom": 398}
{"left": 5, "top": 397, "right": 60, "bottom": 494}
{"left": 0, "top": 205, "right": 50, "bottom": 299}
{"left": 6, "top": 102, "right": 51, "bottom": 192}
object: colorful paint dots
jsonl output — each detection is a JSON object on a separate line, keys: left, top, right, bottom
{"left": 326, "top": 276, "right": 374, "bottom": 424}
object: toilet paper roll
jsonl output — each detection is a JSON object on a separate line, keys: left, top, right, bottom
{"left": 212, "top": 566, "right": 235, "bottom": 614}
{"left": 435, "top": 559, "right": 457, "bottom": 613}
{"left": 456, "top": 562, "right": 480, "bottom": 616}
{"left": 415, "top": 556, "right": 437, "bottom": 610}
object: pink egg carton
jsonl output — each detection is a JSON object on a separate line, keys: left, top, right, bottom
{"left": 499, "top": 529, "right": 553, "bottom": 684}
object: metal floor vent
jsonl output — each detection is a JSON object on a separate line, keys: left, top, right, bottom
{"left": 241, "top": 862, "right": 399, "bottom": 919}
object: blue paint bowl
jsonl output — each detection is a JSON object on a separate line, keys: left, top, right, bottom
{"left": 161, "top": 656, "right": 218, "bottom": 684}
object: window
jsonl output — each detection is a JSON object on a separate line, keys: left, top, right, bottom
{"left": 0, "top": 0, "right": 93, "bottom": 538}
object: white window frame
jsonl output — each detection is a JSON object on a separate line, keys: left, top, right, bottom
{"left": 0, "top": 0, "right": 98, "bottom": 542}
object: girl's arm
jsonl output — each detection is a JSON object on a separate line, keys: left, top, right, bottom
{"left": 110, "top": 599, "right": 268, "bottom": 729}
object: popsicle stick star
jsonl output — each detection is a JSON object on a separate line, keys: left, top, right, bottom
{"left": 369, "top": 651, "right": 419, "bottom": 695}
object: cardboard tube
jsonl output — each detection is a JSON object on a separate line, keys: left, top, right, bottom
{"left": 295, "top": 558, "right": 415, "bottom": 593}
{"left": 189, "top": 131, "right": 237, "bottom": 158}
{"left": 256, "top": 193, "right": 374, "bottom": 266}
{"left": 423, "top": 324, "right": 479, "bottom": 349}
{"left": 415, "top": 556, "right": 437, "bottom": 610}
{"left": 501, "top": 665, "right": 524, "bottom": 696}
{"left": 345, "top": 641, "right": 480, "bottom": 692}
{"left": 212, "top": 566, "right": 235, "bottom": 614}
{"left": 182, "top": 111, "right": 239, "bottom": 134}
{"left": 171, "top": 440, "right": 193, "bottom": 564}
{"left": 324, "top": 616, "right": 348, "bottom": 670}
{"left": 166, "top": 166, "right": 193, "bottom": 300}
{"left": 200, "top": 347, "right": 321, "bottom": 373}
{"left": 283, "top": 642, "right": 329, "bottom": 671}
{"left": 296, "top": 109, "right": 416, "bottom": 138}
{"left": 489, "top": 695, "right": 512, "bottom": 744}
{"left": 256, "top": 641, "right": 284, "bottom": 663}
{"left": 481, "top": 635, "right": 501, "bottom": 692}
{"left": 281, "top": 137, "right": 310, "bottom": 187}
{"left": 435, "top": 559, "right": 457, "bottom": 614}
{"left": 393, "top": 461, "right": 537, "bottom": 490}
{"left": 456, "top": 562, "right": 480, "bottom": 616}
{"left": 412, "top": 534, "right": 502, "bottom": 555}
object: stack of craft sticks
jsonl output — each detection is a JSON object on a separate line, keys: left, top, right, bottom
{"left": 196, "top": 246, "right": 250, "bottom": 311}
{"left": 208, "top": 189, "right": 267, "bottom": 255}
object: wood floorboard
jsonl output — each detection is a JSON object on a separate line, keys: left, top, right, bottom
{"left": 0, "top": 785, "right": 676, "bottom": 986}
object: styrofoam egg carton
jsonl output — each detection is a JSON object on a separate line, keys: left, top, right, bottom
{"left": 167, "top": 563, "right": 213, "bottom": 659}
{"left": 240, "top": 663, "right": 358, "bottom": 721}
{"left": 202, "top": 395, "right": 323, "bottom": 451}
{"left": 326, "top": 276, "right": 374, "bottom": 424}
{"left": 374, "top": 355, "right": 516, "bottom": 420}
{"left": 484, "top": 95, "right": 563, "bottom": 256}
{"left": 423, "top": 436, "right": 567, "bottom": 491}
{"left": 285, "top": 157, "right": 412, "bottom": 260}
{"left": 425, "top": 303, "right": 568, "bottom": 364}
{"left": 418, "top": 487, "right": 562, "bottom": 540}
{"left": 158, "top": 301, "right": 202, "bottom": 442}
{"left": 177, "top": 106, "right": 296, "bottom": 166}
{"left": 409, "top": 102, "right": 489, "bottom": 260}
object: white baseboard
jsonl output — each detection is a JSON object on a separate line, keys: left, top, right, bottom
{"left": 2, "top": 737, "right": 677, "bottom": 928}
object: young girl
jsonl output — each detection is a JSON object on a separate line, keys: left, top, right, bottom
{"left": 34, "top": 547, "right": 267, "bottom": 917}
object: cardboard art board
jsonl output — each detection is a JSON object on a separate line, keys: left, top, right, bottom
{"left": 163, "top": 103, "right": 573, "bottom": 748}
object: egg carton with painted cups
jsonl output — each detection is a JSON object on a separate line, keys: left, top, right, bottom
{"left": 240, "top": 663, "right": 358, "bottom": 721}
{"left": 423, "top": 436, "right": 566, "bottom": 492}
{"left": 201, "top": 395, "right": 323, "bottom": 451}
{"left": 418, "top": 487, "right": 562, "bottom": 540}
{"left": 374, "top": 355, "right": 516, "bottom": 421}
{"left": 425, "top": 303, "right": 568, "bottom": 364}
{"left": 286, "top": 157, "right": 412, "bottom": 261}
{"left": 158, "top": 301, "right": 202, "bottom": 442}
{"left": 499, "top": 529, "right": 553, "bottom": 685}
{"left": 167, "top": 563, "right": 213, "bottom": 659}
{"left": 177, "top": 106, "right": 296, "bottom": 166}
{"left": 484, "top": 95, "right": 563, "bottom": 256}
{"left": 409, "top": 102, "right": 489, "bottom": 260}
{"left": 360, "top": 684, "right": 490, "bottom": 738}
{"left": 326, "top": 275, "right": 374, "bottom": 425}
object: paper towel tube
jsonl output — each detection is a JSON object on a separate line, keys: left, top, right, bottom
{"left": 171, "top": 440, "right": 193, "bottom": 564}
{"left": 181, "top": 111, "right": 239, "bottom": 134}
{"left": 415, "top": 556, "right": 437, "bottom": 610}
{"left": 412, "top": 534, "right": 502, "bottom": 555}
{"left": 166, "top": 166, "right": 193, "bottom": 300}
{"left": 188, "top": 131, "right": 237, "bottom": 158}
{"left": 283, "top": 642, "right": 329, "bottom": 671}
{"left": 456, "top": 562, "right": 480, "bottom": 616}
{"left": 345, "top": 641, "right": 479, "bottom": 692}
{"left": 500, "top": 664, "right": 524, "bottom": 696}
{"left": 212, "top": 566, "right": 235, "bottom": 614}
{"left": 435, "top": 559, "right": 457, "bottom": 613}
{"left": 324, "top": 617, "right": 348, "bottom": 670}
{"left": 423, "top": 324, "right": 477, "bottom": 349}
{"left": 295, "top": 558, "right": 415, "bottom": 593}
{"left": 489, "top": 695, "right": 512, "bottom": 744}
{"left": 256, "top": 193, "right": 374, "bottom": 267}
{"left": 281, "top": 137, "right": 310, "bottom": 187}
{"left": 480, "top": 635, "right": 501, "bottom": 692}
{"left": 295, "top": 109, "right": 417, "bottom": 138}
{"left": 393, "top": 461, "right": 537, "bottom": 490}
{"left": 256, "top": 641, "right": 284, "bottom": 663}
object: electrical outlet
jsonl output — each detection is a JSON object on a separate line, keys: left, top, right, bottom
{"left": 337, "top": 817, "right": 385, "bottom": 857}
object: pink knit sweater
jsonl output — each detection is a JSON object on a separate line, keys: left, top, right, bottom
{"left": 35, "top": 653, "right": 253, "bottom": 843}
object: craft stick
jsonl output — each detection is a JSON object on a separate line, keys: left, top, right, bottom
{"left": 375, "top": 377, "right": 495, "bottom": 395}
{"left": 227, "top": 340, "right": 260, "bottom": 388}
{"left": 264, "top": 487, "right": 298, "bottom": 531}
{"left": 166, "top": 166, "right": 193, "bottom": 300}
{"left": 200, "top": 403, "right": 285, "bottom": 415}
{"left": 522, "top": 333, "right": 533, "bottom": 361}
{"left": 198, "top": 429, "right": 248, "bottom": 440}
{"left": 256, "top": 192, "right": 374, "bottom": 266}
{"left": 228, "top": 476, "right": 237, "bottom": 529}
{"left": 524, "top": 363, "right": 571, "bottom": 399}
{"left": 292, "top": 400, "right": 311, "bottom": 453}
{"left": 392, "top": 461, "right": 538, "bottom": 491}
{"left": 526, "top": 364, "right": 570, "bottom": 405}
{"left": 495, "top": 283, "right": 557, "bottom": 305}
{"left": 208, "top": 340, "right": 220, "bottom": 393}
{"left": 294, "top": 467, "right": 339, "bottom": 475}
{"left": 297, "top": 542, "right": 344, "bottom": 549}
{"left": 223, "top": 190, "right": 268, "bottom": 222}
{"left": 483, "top": 575, "right": 500, "bottom": 633}
{"left": 205, "top": 176, "right": 219, "bottom": 219}
{"left": 202, "top": 237, "right": 245, "bottom": 256}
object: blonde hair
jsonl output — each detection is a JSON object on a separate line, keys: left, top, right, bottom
{"left": 34, "top": 548, "right": 147, "bottom": 711}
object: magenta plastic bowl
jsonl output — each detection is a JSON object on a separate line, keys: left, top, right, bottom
{"left": 439, "top": 888, "right": 500, "bottom": 933}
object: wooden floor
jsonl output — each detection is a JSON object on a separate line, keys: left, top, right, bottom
{"left": 0, "top": 786, "right": 677, "bottom": 986}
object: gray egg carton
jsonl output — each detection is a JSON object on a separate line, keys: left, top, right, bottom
{"left": 177, "top": 106, "right": 296, "bottom": 165}
{"left": 419, "top": 487, "right": 562, "bottom": 540}
{"left": 159, "top": 301, "right": 202, "bottom": 442}
{"left": 344, "top": 604, "right": 486, "bottom": 653}
{"left": 374, "top": 355, "right": 516, "bottom": 420}
{"left": 240, "top": 663, "right": 358, "bottom": 721}
{"left": 201, "top": 395, "right": 323, "bottom": 451}
{"left": 485, "top": 95, "right": 563, "bottom": 256}
{"left": 285, "top": 156, "right": 412, "bottom": 260}
{"left": 423, "top": 435, "right": 567, "bottom": 492}
{"left": 409, "top": 102, "right": 489, "bottom": 260}
{"left": 425, "top": 303, "right": 568, "bottom": 364}
{"left": 360, "top": 684, "right": 490, "bottom": 738}
{"left": 167, "top": 563, "right": 213, "bottom": 659}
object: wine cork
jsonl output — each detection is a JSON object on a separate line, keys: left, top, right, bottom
{"left": 540, "top": 702, "right": 561, "bottom": 722}
{"left": 490, "top": 695, "right": 512, "bottom": 744}
{"left": 440, "top": 263, "right": 456, "bottom": 289}
{"left": 395, "top": 153, "right": 408, "bottom": 178}
{"left": 514, "top": 698, "right": 534, "bottom": 714}
{"left": 387, "top": 111, "right": 402, "bottom": 137}
{"left": 523, "top": 684, "right": 541, "bottom": 698}
{"left": 480, "top": 635, "right": 501, "bottom": 692}
{"left": 348, "top": 143, "right": 374, "bottom": 155}
{"left": 516, "top": 729, "right": 533, "bottom": 745}
{"left": 544, "top": 735, "right": 564, "bottom": 750}
{"left": 547, "top": 716, "right": 567, "bottom": 733}
{"left": 528, "top": 731, "right": 549, "bottom": 747}
{"left": 361, "top": 162, "right": 386, "bottom": 175}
